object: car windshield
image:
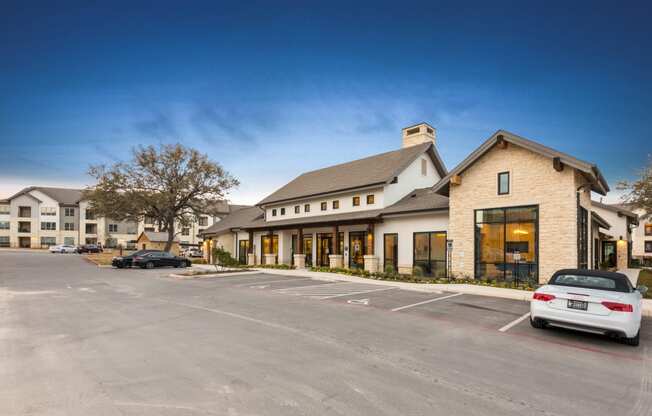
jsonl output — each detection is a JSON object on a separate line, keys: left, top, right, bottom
{"left": 549, "top": 273, "right": 632, "bottom": 293}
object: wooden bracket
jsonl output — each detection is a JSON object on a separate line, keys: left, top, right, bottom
{"left": 553, "top": 157, "right": 564, "bottom": 172}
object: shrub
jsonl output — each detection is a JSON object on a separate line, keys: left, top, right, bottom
{"left": 212, "top": 247, "right": 239, "bottom": 267}
{"left": 256, "top": 263, "right": 296, "bottom": 270}
{"left": 384, "top": 264, "right": 396, "bottom": 275}
{"left": 412, "top": 266, "right": 424, "bottom": 277}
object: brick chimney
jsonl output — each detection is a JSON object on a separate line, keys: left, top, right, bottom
{"left": 402, "top": 123, "right": 435, "bottom": 148}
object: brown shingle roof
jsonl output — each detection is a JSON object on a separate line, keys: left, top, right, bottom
{"left": 6, "top": 187, "right": 83, "bottom": 205}
{"left": 433, "top": 130, "right": 610, "bottom": 196}
{"left": 257, "top": 142, "right": 447, "bottom": 205}
{"left": 199, "top": 206, "right": 264, "bottom": 236}
{"left": 381, "top": 188, "right": 449, "bottom": 215}
{"left": 244, "top": 209, "right": 385, "bottom": 230}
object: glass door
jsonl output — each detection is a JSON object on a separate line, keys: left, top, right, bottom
{"left": 384, "top": 234, "right": 398, "bottom": 273}
{"left": 238, "top": 240, "right": 249, "bottom": 264}
{"left": 413, "top": 232, "right": 447, "bottom": 278}
{"left": 304, "top": 236, "right": 313, "bottom": 267}
{"left": 261, "top": 235, "right": 278, "bottom": 264}
{"left": 349, "top": 231, "right": 366, "bottom": 269}
{"left": 316, "top": 233, "right": 332, "bottom": 267}
{"left": 602, "top": 241, "right": 616, "bottom": 268}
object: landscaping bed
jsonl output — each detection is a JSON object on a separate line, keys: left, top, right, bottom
{"left": 638, "top": 269, "right": 652, "bottom": 299}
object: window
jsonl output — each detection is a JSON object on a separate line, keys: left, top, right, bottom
{"left": 40, "top": 237, "right": 56, "bottom": 247}
{"left": 384, "top": 234, "right": 398, "bottom": 272}
{"left": 41, "top": 207, "right": 56, "bottom": 216}
{"left": 304, "top": 204, "right": 310, "bottom": 213}
{"left": 421, "top": 159, "right": 427, "bottom": 176}
{"left": 144, "top": 216, "right": 154, "bottom": 225}
{"left": 41, "top": 222, "right": 56, "bottom": 231}
{"left": 645, "top": 241, "right": 652, "bottom": 253}
{"left": 64, "top": 207, "right": 75, "bottom": 217}
{"left": 144, "top": 227, "right": 155, "bottom": 232}
{"left": 85, "top": 223, "right": 97, "bottom": 234}
{"left": 294, "top": 205, "right": 300, "bottom": 214}
{"left": 321, "top": 202, "right": 327, "bottom": 211}
{"left": 64, "top": 222, "right": 75, "bottom": 231}
{"left": 18, "top": 206, "right": 31, "bottom": 217}
{"left": 332, "top": 200, "right": 339, "bottom": 209}
{"left": 366, "top": 194, "right": 375, "bottom": 205}
{"left": 475, "top": 206, "right": 538, "bottom": 283}
{"left": 0, "top": 221, "right": 9, "bottom": 230}
{"left": 497, "top": 172, "right": 510, "bottom": 195}
{"left": 645, "top": 224, "right": 652, "bottom": 236}
{"left": 280, "top": 208, "right": 286, "bottom": 216}
{"left": 108, "top": 224, "right": 118, "bottom": 233}
{"left": 64, "top": 237, "right": 75, "bottom": 245}
{"left": 272, "top": 209, "right": 277, "bottom": 216}
{"left": 0, "top": 236, "right": 10, "bottom": 247}
{"left": 0, "top": 205, "right": 9, "bottom": 215}
{"left": 198, "top": 216, "right": 208, "bottom": 226}
{"left": 85, "top": 209, "right": 96, "bottom": 220}
{"left": 352, "top": 196, "right": 360, "bottom": 207}
{"left": 413, "top": 232, "right": 447, "bottom": 278}
{"left": 181, "top": 227, "right": 190, "bottom": 236}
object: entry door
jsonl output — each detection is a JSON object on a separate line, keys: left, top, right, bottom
{"left": 304, "top": 236, "right": 313, "bottom": 266}
{"left": 384, "top": 234, "right": 398, "bottom": 272}
{"left": 602, "top": 241, "right": 616, "bottom": 268}
{"left": 349, "top": 231, "right": 366, "bottom": 269}
{"left": 317, "top": 234, "right": 332, "bottom": 267}
{"left": 413, "top": 232, "right": 447, "bottom": 278}
{"left": 19, "top": 237, "right": 31, "bottom": 248}
{"left": 238, "top": 240, "right": 249, "bottom": 264}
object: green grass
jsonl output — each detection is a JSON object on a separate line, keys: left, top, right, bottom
{"left": 638, "top": 269, "right": 652, "bottom": 298}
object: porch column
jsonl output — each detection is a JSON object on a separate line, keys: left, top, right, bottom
{"left": 329, "top": 224, "right": 343, "bottom": 269}
{"left": 294, "top": 227, "right": 306, "bottom": 269}
{"left": 364, "top": 223, "right": 379, "bottom": 273}
{"left": 247, "top": 231, "right": 255, "bottom": 265}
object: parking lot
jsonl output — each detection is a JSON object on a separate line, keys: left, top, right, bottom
{"left": 2, "top": 250, "right": 652, "bottom": 415}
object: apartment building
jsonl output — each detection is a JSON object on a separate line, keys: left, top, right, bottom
{"left": 202, "top": 123, "right": 624, "bottom": 284}
{"left": 0, "top": 187, "right": 237, "bottom": 249}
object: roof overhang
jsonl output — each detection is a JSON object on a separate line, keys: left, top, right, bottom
{"left": 591, "top": 211, "right": 611, "bottom": 230}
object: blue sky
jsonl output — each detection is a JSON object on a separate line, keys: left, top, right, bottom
{"left": 1, "top": 1, "right": 651, "bottom": 203}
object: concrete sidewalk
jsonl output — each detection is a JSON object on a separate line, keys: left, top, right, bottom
{"left": 249, "top": 267, "right": 652, "bottom": 317}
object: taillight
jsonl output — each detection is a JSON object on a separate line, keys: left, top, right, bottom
{"left": 533, "top": 293, "right": 556, "bottom": 302}
{"left": 601, "top": 301, "right": 633, "bottom": 312}
{"left": 134, "top": 256, "right": 142, "bottom": 260}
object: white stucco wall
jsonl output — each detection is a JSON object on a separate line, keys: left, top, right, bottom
{"left": 383, "top": 155, "right": 441, "bottom": 206}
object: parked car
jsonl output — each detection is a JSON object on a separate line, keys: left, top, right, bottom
{"left": 111, "top": 250, "right": 158, "bottom": 268}
{"left": 77, "top": 244, "right": 103, "bottom": 254}
{"left": 132, "top": 251, "right": 192, "bottom": 269}
{"left": 530, "top": 269, "right": 647, "bottom": 346}
{"left": 182, "top": 247, "right": 203, "bottom": 258}
{"left": 49, "top": 244, "right": 78, "bottom": 254}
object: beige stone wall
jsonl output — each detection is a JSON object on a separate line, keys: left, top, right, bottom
{"left": 448, "top": 144, "right": 583, "bottom": 283}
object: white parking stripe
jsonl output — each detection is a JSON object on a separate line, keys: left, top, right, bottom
{"left": 318, "top": 287, "right": 397, "bottom": 299}
{"left": 391, "top": 292, "right": 463, "bottom": 312}
{"left": 498, "top": 312, "right": 531, "bottom": 332}
{"left": 274, "top": 282, "right": 342, "bottom": 292}
{"left": 239, "top": 277, "right": 312, "bottom": 287}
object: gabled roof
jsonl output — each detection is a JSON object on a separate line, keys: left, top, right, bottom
{"left": 381, "top": 187, "right": 449, "bottom": 216}
{"left": 257, "top": 142, "right": 447, "bottom": 206}
{"left": 592, "top": 200, "right": 639, "bottom": 224}
{"left": 138, "top": 231, "right": 180, "bottom": 243}
{"left": 5, "top": 186, "right": 83, "bottom": 205}
{"left": 591, "top": 211, "right": 611, "bottom": 230}
{"left": 433, "top": 130, "right": 610, "bottom": 196}
{"left": 200, "top": 206, "right": 264, "bottom": 236}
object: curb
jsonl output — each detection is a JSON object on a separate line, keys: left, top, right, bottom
{"left": 169, "top": 270, "right": 259, "bottom": 279}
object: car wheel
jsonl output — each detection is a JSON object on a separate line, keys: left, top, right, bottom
{"left": 145, "top": 262, "right": 155, "bottom": 269}
{"left": 623, "top": 331, "right": 640, "bottom": 347}
{"left": 530, "top": 317, "right": 546, "bottom": 329}
{"left": 116, "top": 264, "right": 124, "bottom": 269}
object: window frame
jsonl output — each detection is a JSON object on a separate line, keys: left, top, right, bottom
{"left": 332, "top": 200, "right": 339, "bottom": 210}
{"left": 304, "top": 204, "right": 310, "bottom": 213}
{"left": 280, "top": 208, "right": 286, "bottom": 216}
{"left": 109, "top": 224, "right": 119, "bottom": 233}
{"left": 352, "top": 196, "right": 360, "bottom": 207}
{"left": 497, "top": 171, "right": 510, "bottom": 195}
{"left": 294, "top": 205, "right": 300, "bottom": 214}
{"left": 272, "top": 209, "right": 277, "bottom": 217}
{"left": 420, "top": 159, "right": 427, "bottom": 176}
{"left": 366, "top": 194, "right": 375, "bottom": 205}
{"left": 320, "top": 202, "right": 327, "bottom": 211}
{"left": 645, "top": 241, "right": 652, "bottom": 253}
{"left": 645, "top": 223, "right": 652, "bottom": 236}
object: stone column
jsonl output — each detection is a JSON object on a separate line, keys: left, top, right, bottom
{"left": 247, "top": 253, "right": 256, "bottom": 266}
{"left": 329, "top": 254, "right": 343, "bottom": 269}
{"left": 263, "top": 253, "right": 277, "bottom": 265}
{"left": 616, "top": 239, "right": 628, "bottom": 271}
{"left": 294, "top": 254, "right": 306, "bottom": 269}
{"left": 363, "top": 255, "right": 379, "bottom": 273}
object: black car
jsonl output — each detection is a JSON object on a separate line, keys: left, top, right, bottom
{"left": 111, "top": 249, "right": 159, "bottom": 268}
{"left": 78, "top": 244, "right": 103, "bottom": 254}
{"left": 132, "top": 251, "right": 192, "bottom": 269}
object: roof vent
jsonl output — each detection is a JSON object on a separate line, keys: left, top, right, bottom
{"left": 402, "top": 123, "right": 435, "bottom": 148}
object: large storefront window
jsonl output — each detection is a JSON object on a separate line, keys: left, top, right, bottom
{"left": 475, "top": 206, "right": 538, "bottom": 283}
{"left": 383, "top": 234, "right": 398, "bottom": 273}
{"left": 238, "top": 240, "right": 250, "bottom": 264}
{"left": 261, "top": 235, "right": 278, "bottom": 264}
{"left": 349, "top": 231, "right": 366, "bottom": 269}
{"left": 413, "top": 232, "right": 447, "bottom": 278}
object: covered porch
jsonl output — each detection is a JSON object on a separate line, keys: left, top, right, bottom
{"left": 242, "top": 212, "right": 383, "bottom": 272}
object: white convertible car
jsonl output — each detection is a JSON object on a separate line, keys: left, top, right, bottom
{"left": 531, "top": 269, "right": 647, "bottom": 346}
{"left": 49, "top": 244, "right": 78, "bottom": 254}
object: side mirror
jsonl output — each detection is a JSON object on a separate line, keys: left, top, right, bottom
{"left": 636, "top": 285, "right": 648, "bottom": 295}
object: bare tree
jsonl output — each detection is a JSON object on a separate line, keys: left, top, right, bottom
{"left": 618, "top": 155, "right": 652, "bottom": 219}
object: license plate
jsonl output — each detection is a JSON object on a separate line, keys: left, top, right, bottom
{"left": 567, "top": 299, "right": 588, "bottom": 311}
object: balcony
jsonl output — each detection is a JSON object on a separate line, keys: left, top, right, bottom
{"left": 18, "top": 222, "right": 31, "bottom": 233}
{"left": 18, "top": 207, "right": 31, "bottom": 218}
